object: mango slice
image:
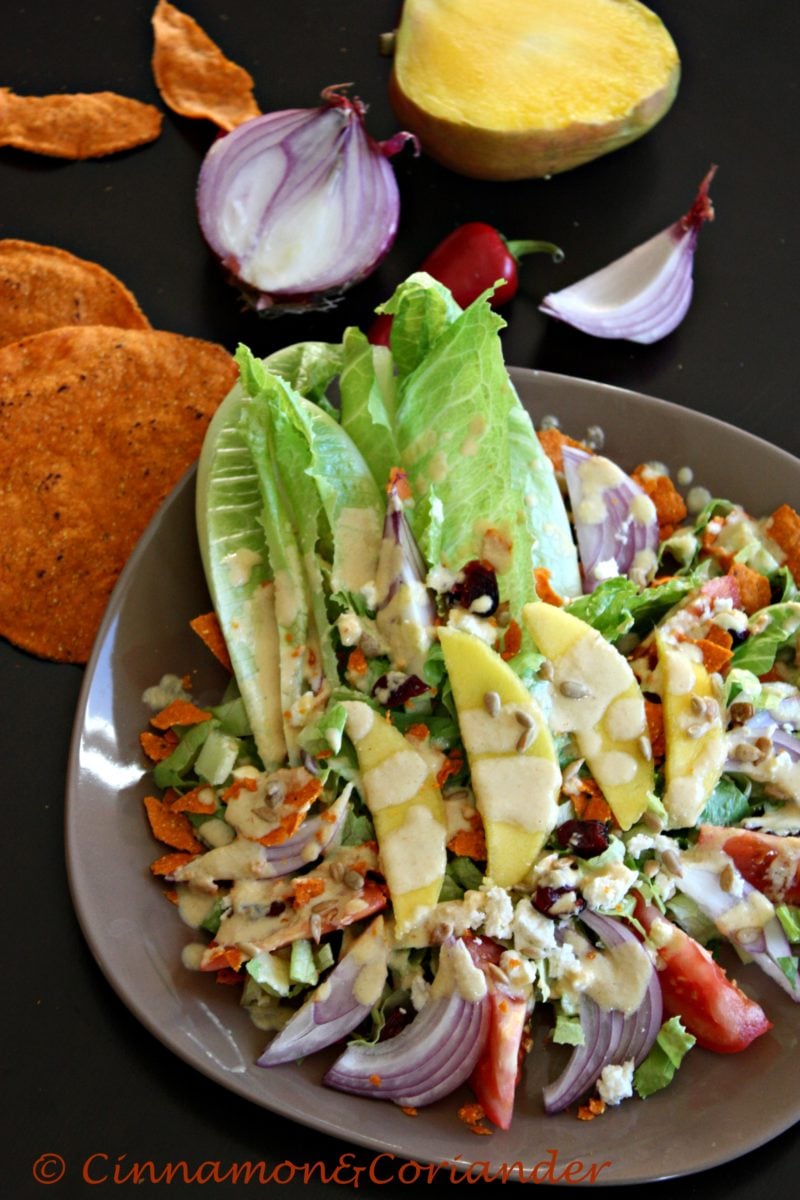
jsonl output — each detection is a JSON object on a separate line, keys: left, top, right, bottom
{"left": 438, "top": 626, "right": 560, "bottom": 887}
{"left": 389, "top": 0, "right": 680, "bottom": 180}
{"left": 657, "top": 637, "right": 726, "bottom": 830}
{"left": 342, "top": 701, "right": 446, "bottom": 933}
{"left": 522, "top": 603, "right": 653, "bottom": 830}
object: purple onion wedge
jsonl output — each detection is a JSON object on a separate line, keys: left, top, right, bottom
{"left": 323, "top": 939, "right": 489, "bottom": 1108}
{"left": 562, "top": 444, "right": 659, "bottom": 593}
{"left": 257, "top": 916, "right": 388, "bottom": 1066}
{"left": 373, "top": 470, "right": 436, "bottom": 677}
{"left": 542, "top": 911, "right": 662, "bottom": 1114}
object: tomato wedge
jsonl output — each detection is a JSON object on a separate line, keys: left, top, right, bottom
{"left": 470, "top": 989, "right": 528, "bottom": 1130}
{"left": 634, "top": 894, "right": 772, "bottom": 1053}
{"left": 697, "top": 825, "right": 800, "bottom": 905}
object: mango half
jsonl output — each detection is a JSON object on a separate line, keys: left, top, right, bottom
{"left": 389, "top": 0, "right": 680, "bottom": 181}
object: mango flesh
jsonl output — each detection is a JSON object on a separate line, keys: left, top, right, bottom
{"left": 389, "top": 0, "right": 680, "bottom": 180}
{"left": 342, "top": 701, "right": 446, "bottom": 933}
{"left": 522, "top": 602, "right": 653, "bottom": 830}
{"left": 438, "top": 626, "right": 560, "bottom": 887}
{"left": 657, "top": 638, "right": 726, "bottom": 830}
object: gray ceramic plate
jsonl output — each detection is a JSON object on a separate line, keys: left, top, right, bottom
{"left": 66, "top": 369, "right": 800, "bottom": 1186}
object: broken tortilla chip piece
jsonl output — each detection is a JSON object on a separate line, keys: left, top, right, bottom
{"left": 190, "top": 611, "right": 232, "bottom": 671}
{"left": 152, "top": 0, "right": 261, "bottom": 132}
{"left": 0, "top": 325, "right": 237, "bottom": 664}
{"left": 0, "top": 239, "right": 150, "bottom": 349}
{"left": 0, "top": 87, "right": 162, "bottom": 159}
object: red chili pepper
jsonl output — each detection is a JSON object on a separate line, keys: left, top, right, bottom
{"left": 368, "top": 222, "right": 562, "bottom": 345}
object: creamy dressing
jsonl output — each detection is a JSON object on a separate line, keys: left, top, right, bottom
{"left": 459, "top": 705, "right": 538, "bottom": 755}
{"left": 222, "top": 546, "right": 263, "bottom": 587}
{"left": 471, "top": 756, "right": 560, "bottom": 832}
{"left": 379, "top": 804, "right": 447, "bottom": 893}
{"left": 430, "top": 939, "right": 487, "bottom": 1003}
{"left": 604, "top": 695, "right": 646, "bottom": 743}
{"left": 362, "top": 749, "right": 430, "bottom": 812}
{"left": 331, "top": 506, "right": 382, "bottom": 593}
{"left": 548, "top": 632, "right": 632, "bottom": 734}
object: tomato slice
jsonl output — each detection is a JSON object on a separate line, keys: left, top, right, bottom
{"left": 470, "top": 989, "right": 528, "bottom": 1130}
{"left": 697, "top": 825, "right": 800, "bottom": 905}
{"left": 634, "top": 894, "right": 772, "bottom": 1053}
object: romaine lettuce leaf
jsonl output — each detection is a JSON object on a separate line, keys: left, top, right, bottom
{"left": 634, "top": 1016, "right": 695, "bottom": 1098}
{"left": 731, "top": 602, "right": 800, "bottom": 675}
{"left": 339, "top": 326, "right": 399, "bottom": 491}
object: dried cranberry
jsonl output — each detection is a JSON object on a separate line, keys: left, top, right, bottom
{"left": 533, "top": 885, "right": 585, "bottom": 918}
{"left": 447, "top": 559, "right": 499, "bottom": 616}
{"left": 556, "top": 819, "right": 610, "bottom": 859}
{"left": 372, "top": 673, "right": 428, "bottom": 707}
{"left": 266, "top": 900, "right": 286, "bottom": 917}
{"left": 378, "top": 1004, "right": 413, "bottom": 1041}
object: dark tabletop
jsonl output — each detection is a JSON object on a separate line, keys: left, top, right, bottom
{"left": 2, "top": 3, "right": 798, "bottom": 1198}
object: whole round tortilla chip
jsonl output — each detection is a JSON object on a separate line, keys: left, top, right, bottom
{"left": 0, "top": 326, "right": 237, "bottom": 663}
{"left": 0, "top": 240, "right": 151, "bottom": 349}
{"left": 0, "top": 87, "right": 162, "bottom": 159}
{"left": 152, "top": 0, "right": 261, "bottom": 132}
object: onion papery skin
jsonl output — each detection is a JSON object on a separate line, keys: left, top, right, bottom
{"left": 257, "top": 918, "right": 386, "bottom": 1066}
{"left": 197, "top": 88, "right": 406, "bottom": 314}
{"left": 562, "top": 444, "right": 659, "bottom": 593}
{"left": 323, "top": 991, "right": 489, "bottom": 1107}
{"left": 540, "top": 168, "right": 716, "bottom": 344}
{"left": 542, "top": 911, "right": 662, "bottom": 1114}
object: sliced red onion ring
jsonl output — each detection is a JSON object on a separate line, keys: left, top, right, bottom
{"left": 257, "top": 916, "right": 387, "bottom": 1066}
{"left": 542, "top": 911, "right": 662, "bottom": 1114}
{"left": 675, "top": 862, "right": 800, "bottom": 1001}
{"left": 540, "top": 167, "right": 716, "bottom": 344}
{"left": 323, "top": 940, "right": 489, "bottom": 1107}
{"left": 562, "top": 445, "right": 659, "bottom": 593}
{"left": 197, "top": 86, "right": 415, "bottom": 313}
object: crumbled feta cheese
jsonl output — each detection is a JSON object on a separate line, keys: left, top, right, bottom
{"left": 446, "top": 606, "right": 498, "bottom": 646}
{"left": 626, "top": 833, "right": 657, "bottom": 859}
{"left": 529, "top": 852, "right": 582, "bottom": 891}
{"left": 482, "top": 885, "right": 514, "bottom": 940}
{"left": 597, "top": 1060, "right": 634, "bottom": 1106}
{"left": 513, "top": 898, "right": 557, "bottom": 958}
{"left": 408, "top": 969, "right": 431, "bottom": 1012}
{"left": 336, "top": 611, "right": 363, "bottom": 647}
{"left": 546, "top": 942, "right": 592, "bottom": 995}
{"left": 426, "top": 563, "right": 458, "bottom": 594}
{"left": 499, "top": 949, "right": 537, "bottom": 993}
{"left": 594, "top": 558, "right": 620, "bottom": 582}
{"left": 581, "top": 862, "right": 638, "bottom": 912}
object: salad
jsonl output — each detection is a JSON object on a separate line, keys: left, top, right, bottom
{"left": 140, "top": 273, "right": 800, "bottom": 1131}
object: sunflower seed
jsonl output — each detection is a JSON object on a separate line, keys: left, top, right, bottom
{"left": 661, "top": 848, "right": 684, "bottom": 877}
{"left": 483, "top": 690, "right": 502, "bottom": 717}
{"left": 559, "top": 679, "right": 592, "bottom": 700}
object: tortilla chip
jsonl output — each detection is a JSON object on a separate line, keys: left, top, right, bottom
{"left": 0, "top": 240, "right": 150, "bottom": 349}
{"left": 0, "top": 325, "right": 237, "bottom": 664}
{"left": 0, "top": 87, "right": 162, "bottom": 158}
{"left": 190, "top": 611, "right": 232, "bottom": 671}
{"left": 152, "top": 0, "right": 261, "bottom": 132}
{"left": 150, "top": 699, "right": 212, "bottom": 729}
{"left": 144, "top": 794, "right": 203, "bottom": 852}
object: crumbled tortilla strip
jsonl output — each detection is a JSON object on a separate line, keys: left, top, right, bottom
{"left": 570, "top": 776, "right": 615, "bottom": 825}
{"left": 500, "top": 619, "right": 522, "bottom": 661}
{"left": 436, "top": 746, "right": 464, "bottom": 788}
{"left": 447, "top": 826, "right": 487, "bottom": 861}
{"left": 190, "top": 611, "right": 232, "bottom": 672}
{"left": 170, "top": 785, "right": 217, "bottom": 815}
{"left": 221, "top": 776, "right": 258, "bottom": 803}
{"left": 150, "top": 850, "right": 198, "bottom": 876}
{"left": 644, "top": 699, "right": 666, "bottom": 763}
{"left": 0, "top": 240, "right": 150, "bottom": 349}
{"left": 144, "top": 794, "right": 203, "bottom": 853}
{"left": 766, "top": 504, "right": 800, "bottom": 582}
{"left": 291, "top": 876, "right": 326, "bottom": 909}
{"left": 0, "top": 87, "right": 162, "bottom": 158}
{"left": 631, "top": 465, "right": 688, "bottom": 534}
{"left": 457, "top": 1103, "right": 492, "bottom": 1136}
{"left": 140, "top": 728, "right": 179, "bottom": 762}
{"left": 536, "top": 427, "right": 586, "bottom": 474}
{"left": 201, "top": 944, "right": 246, "bottom": 973}
{"left": 163, "top": 889, "right": 179, "bottom": 905}
{"left": 151, "top": 0, "right": 261, "bottom": 132}
{"left": 533, "top": 566, "right": 564, "bottom": 606}
{"left": 726, "top": 562, "right": 771, "bottom": 615}
{"left": 0, "top": 326, "right": 236, "bottom": 663}
{"left": 577, "top": 1097, "right": 606, "bottom": 1121}
{"left": 387, "top": 466, "right": 412, "bottom": 500}
{"left": 692, "top": 635, "right": 733, "bottom": 675}
{"left": 347, "top": 647, "right": 368, "bottom": 676}
{"left": 151, "top": 698, "right": 212, "bottom": 729}
{"left": 258, "top": 777, "right": 324, "bottom": 846}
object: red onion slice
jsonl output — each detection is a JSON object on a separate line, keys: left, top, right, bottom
{"left": 323, "top": 939, "right": 489, "bottom": 1107}
{"left": 562, "top": 444, "right": 659, "bottom": 593}
{"left": 259, "top": 789, "right": 349, "bottom": 877}
{"left": 540, "top": 168, "right": 716, "bottom": 344}
{"left": 257, "top": 916, "right": 387, "bottom": 1066}
{"left": 542, "top": 912, "right": 662, "bottom": 1114}
{"left": 197, "top": 87, "right": 412, "bottom": 312}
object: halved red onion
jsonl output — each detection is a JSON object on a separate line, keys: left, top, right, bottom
{"left": 562, "top": 445, "right": 659, "bottom": 593}
{"left": 542, "top": 911, "right": 662, "bottom": 1114}
{"left": 257, "top": 916, "right": 387, "bottom": 1066}
{"left": 675, "top": 862, "right": 800, "bottom": 1000}
{"left": 197, "top": 86, "right": 415, "bottom": 313}
{"left": 540, "top": 167, "right": 716, "bottom": 344}
{"left": 323, "top": 940, "right": 489, "bottom": 1107}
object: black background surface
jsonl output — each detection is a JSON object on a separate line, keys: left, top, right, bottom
{"left": 2, "top": 2, "right": 798, "bottom": 1197}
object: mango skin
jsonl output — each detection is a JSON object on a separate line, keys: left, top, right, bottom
{"left": 389, "top": 0, "right": 680, "bottom": 181}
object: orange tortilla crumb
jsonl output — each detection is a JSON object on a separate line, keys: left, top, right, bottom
{"left": 727, "top": 561, "right": 772, "bottom": 615}
{"left": 150, "top": 850, "right": 197, "bottom": 876}
{"left": 631, "top": 466, "right": 687, "bottom": 535}
{"left": 537, "top": 427, "right": 586, "bottom": 473}
{"left": 767, "top": 504, "right": 800, "bottom": 582}
{"left": 577, "top": 1097, "right": 607, "bottom": 1121}
{"left": 150, "top": 698, "right": 212, "bottom": 730}
{"left": 533, "top": 567, "right": 564, "bottom": 606}
{"left": 500, "top": 619, "right": 522, "bottom": 661}
{"left": 139, "top": 729, "right": 179, "bottom": 762}
{"left": 190, "top": 612, "right": 233, "bottom": 672}
{"left": 143, "top": 794, "right": 203, "bottom": 853}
